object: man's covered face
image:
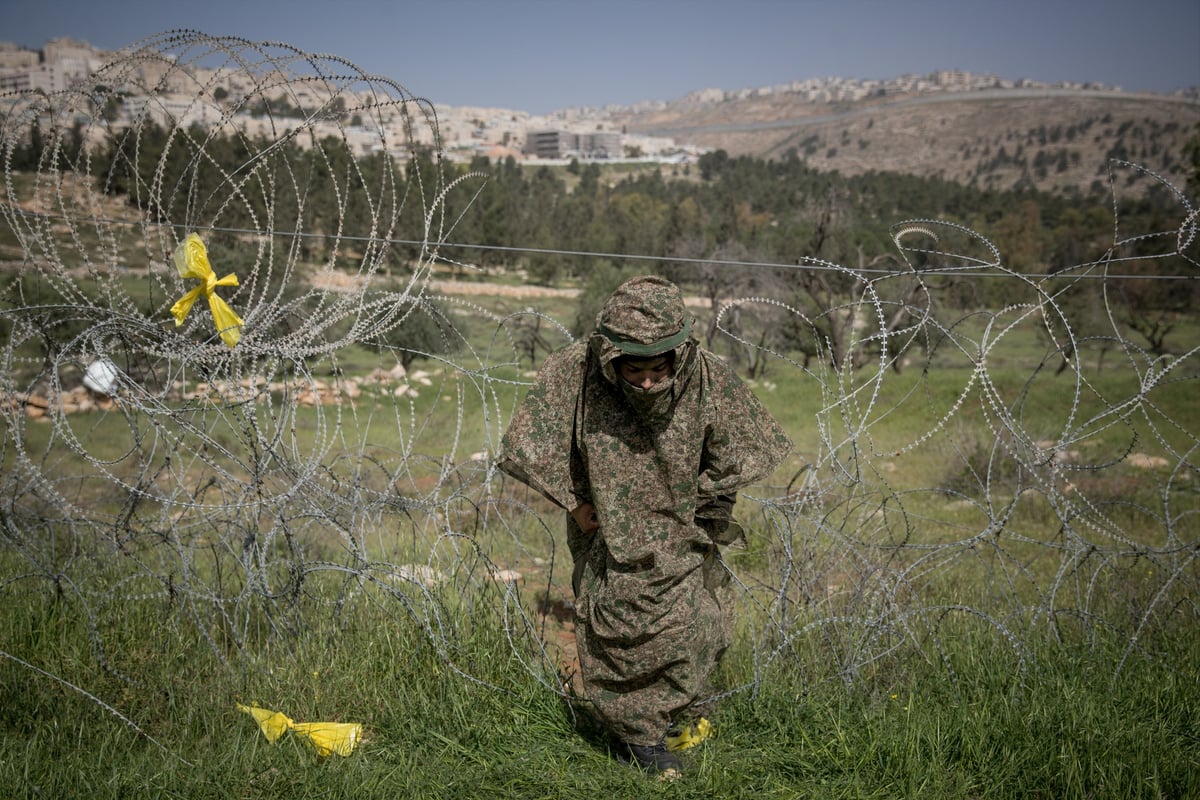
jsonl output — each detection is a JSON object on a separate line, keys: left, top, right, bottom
{"left": 617, "top": 354, "right": 674, "bottom": 389}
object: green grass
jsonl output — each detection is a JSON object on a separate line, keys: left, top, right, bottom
{"left": 2, "top": 267, "right": 1199, "bottom": 797}
{"left": 1, "top": 582, "right": 1197, "bottom": 799}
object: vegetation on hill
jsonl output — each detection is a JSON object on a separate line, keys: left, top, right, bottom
{"left": 4, "top": 114, "right": 1198, "bottom": 373}
{"left": 614, "top": 91, "right": 1200, "bottom": 197}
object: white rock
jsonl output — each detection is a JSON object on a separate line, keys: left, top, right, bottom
{"left": 388, "top": 564, "right": 445, "bottom": 588}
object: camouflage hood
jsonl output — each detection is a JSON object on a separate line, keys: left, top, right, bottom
{"left": 589, "top": 276, "right": 698, "bottom": 412}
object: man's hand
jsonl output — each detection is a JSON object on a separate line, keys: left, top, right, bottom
{"left": 571, "top": 501, "right": 600, "bottom": 533}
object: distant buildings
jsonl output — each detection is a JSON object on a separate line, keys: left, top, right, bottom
{"left": 523, "top": 129, "right": 622, "bottom": 159}
{"left": 0, "top": 38, "right": 102, "bottom": 93}
{"left": 4, "top": 36, "right": 1182, "bottom": 166}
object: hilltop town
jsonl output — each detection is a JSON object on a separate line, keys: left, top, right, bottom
{"left": 0, "top": 37, "right": 690, "bottom": 163}
{"left": 4, "top": 35, "right": 1195, "bottom": 173}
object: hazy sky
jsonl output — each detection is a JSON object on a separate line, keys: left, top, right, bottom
{"left": 3, "top": 0, "right": 1197, "bottom": 114}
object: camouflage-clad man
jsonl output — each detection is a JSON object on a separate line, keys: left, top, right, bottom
{"left": 498, "top": 275, "right": 791, "bottom": 778}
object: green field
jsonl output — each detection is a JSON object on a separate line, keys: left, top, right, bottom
{"left": 2, "top": 273, "right": 1199, "bottom": 798}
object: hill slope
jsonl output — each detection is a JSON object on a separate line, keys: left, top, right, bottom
{"left": 612, "top": 89, "right": 1200, "bottom": 196}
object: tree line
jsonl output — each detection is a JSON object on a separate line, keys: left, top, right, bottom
{"left": 5, "top": 118, "right": 1198, "bottom": 373}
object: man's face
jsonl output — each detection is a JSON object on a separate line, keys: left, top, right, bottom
{"left": 617, "top": 354, "right": 674, "bottom": 389}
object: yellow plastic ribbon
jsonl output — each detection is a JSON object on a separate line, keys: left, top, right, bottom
{"left": 237, "top": 703, "right": 363, "bottom": 757}
{"left": 290, "top": 721, "right": 364, "bottom": 757}
{"left": 238, "top": 704, "right": 294, "bottom": 743}
{"left": 170, "top": 233, "right": 244, "bottom": 348}
{"left": 666, "top": 717, "right": 712, "bottom": 752}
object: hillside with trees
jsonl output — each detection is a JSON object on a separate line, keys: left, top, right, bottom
{"left": 612, "top": 90, "right": 1200, "bottom": 199}
{"left": 4, "top": 102, "right": 1197, "bottom": 376}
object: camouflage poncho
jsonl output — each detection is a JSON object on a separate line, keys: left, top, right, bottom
{"left": 499, "top": 276, "right": 791, "bottom": 745}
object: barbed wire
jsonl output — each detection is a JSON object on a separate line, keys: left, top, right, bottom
{"left": 0, "top": 31, "right": 1197, "bottom": 757}
{"left": 3, "top": 205, "right": 1197, "bottom": 282}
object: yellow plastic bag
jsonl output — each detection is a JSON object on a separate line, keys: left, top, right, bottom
{"left": 170, "top": 233, "right": 244, "bottom": 348}
{"left": 237, "top": 704, "right": 363, "bottom": 757}
{"left": 291, "top": 721, "right": 364, "bottom": 757}
{"left": 237, "top": 704, "right": 294, "bottom": 743}
{"left": 666, "top": 717, "right": 712, "bottom": 752}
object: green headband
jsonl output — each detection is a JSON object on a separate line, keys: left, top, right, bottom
{"left": 598, "top": 316, "right": 692, "bottom": 357}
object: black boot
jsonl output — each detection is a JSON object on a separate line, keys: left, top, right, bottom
{"left": 621, "top": 741, "right": 682, "bottom": 779}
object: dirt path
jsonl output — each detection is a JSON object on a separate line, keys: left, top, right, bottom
{"left": 429, "top": 278, "right": 708, "bottom": 308}
{"left": 429, "top": 280, "right": 579, "bottom": 299}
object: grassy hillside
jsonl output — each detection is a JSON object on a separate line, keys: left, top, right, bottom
{"left": 616, "top": 90, "right": 1200, "bottom": 197}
